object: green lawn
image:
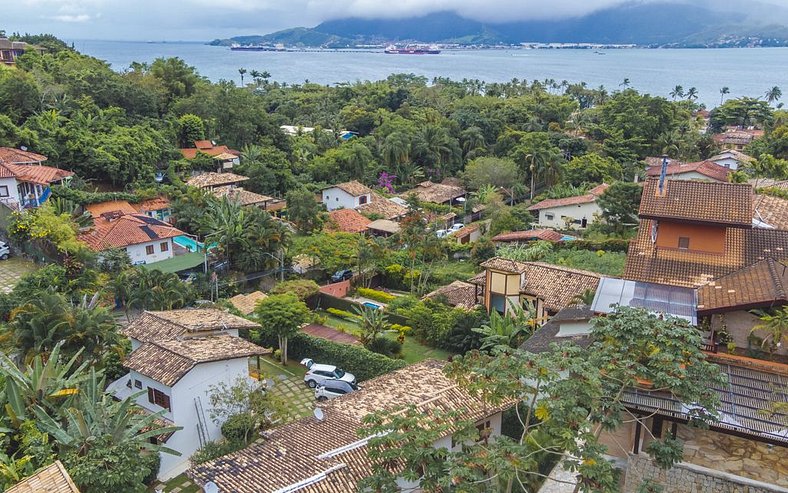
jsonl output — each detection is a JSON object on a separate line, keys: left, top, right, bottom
{"left": 428, "top": 259, "right": 479, "bottom": 287}
{"left": 319, "top": 311, "right": 362, "bottom": 336}
{"left": 255, "top": 354, "right": 308, "bottom": 377}
{"left": 153, "top": 473, "right": 200, "bottom": 493}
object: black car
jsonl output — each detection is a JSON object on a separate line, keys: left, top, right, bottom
{"left": 330, "top": 269, "right": 353, "bottom": 283}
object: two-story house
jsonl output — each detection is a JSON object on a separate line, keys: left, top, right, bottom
{"left": 0, "top": 147, "right": 74, "bottom": 210}
{"left": 108, "top": 309, "right": 265, "bottom": 480}
{"left": 188, "top": 359, "right": 512, "bottom": 493}
{"left": 78, "top": 201, "right": 185, "bottom": 265}
{"left": 709, "top": 149, "right": 754, "bottom": 170}
{"left": 321, "top": 180, "right": 373, "bottom": 211}
{"left": 186, "top": 172, "right": 280, "bottom": 211}
{"left": 180, "top": 140, "right": 240, "bottom": 170}
{"left": 472, "top": 258, "right": 601, "bottom": 321}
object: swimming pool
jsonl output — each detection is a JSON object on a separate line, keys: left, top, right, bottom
{"left": 174, "top": 236, "right": 218, "bottom": 253}
{"left": 362, "top": 301, "right": 382, "bottom": 310}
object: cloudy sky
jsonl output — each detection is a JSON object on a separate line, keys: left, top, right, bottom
{"left": 3, "top": 0, "right": 786, "bottom": 41}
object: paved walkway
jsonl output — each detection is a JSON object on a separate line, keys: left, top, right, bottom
{"left": 0, "top": 257, "right": 36, "bottom": 293}
{"left": 269, "top": 373, "right": 316, "bottom": 418}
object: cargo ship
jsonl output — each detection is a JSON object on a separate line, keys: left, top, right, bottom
{"left": 384, "top": 45, "right": 441, "bottom": 54}
{"left": 230, "top": 44, "right": 285, "bottom": 52}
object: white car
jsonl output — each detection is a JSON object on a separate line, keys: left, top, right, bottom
{"left": 450, "top": 223, "right": 465, "bottom": 232}
{"left": 301, "top": 358, "right": 357, "bottom": 389}
{"left": 435, "top": 229, "right": 449, "bottom": 238}
{"left": 315, "top": 381, "right": 356, "bottom": 401}
{"left": 0, "top": 241, "right": 10, "bottom": 260}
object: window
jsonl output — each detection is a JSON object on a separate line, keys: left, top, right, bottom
{"left": 545, "top": 213, "right": 554, "bottom": 221}
{"left": 145, "top": 245, "right": 155, "bottom": 255}
{"left": 147, "top": 387, "right": 171, "bottom": 411}
{"left": 134, "top": 379, "right": 142, "bottom": 389}
{"left": 0, "top": 185, "right": 8, "bottom": 197}
{"left": 358, "top": 195, "right": 368, "bottom": 205}
{"left": 160, "top": 242, "right": 169, "bottom": 252}
{"left": 678, "top": 237, "right": 690, "bottom": 250}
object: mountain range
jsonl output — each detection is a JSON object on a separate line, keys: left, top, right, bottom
{"left": 210, "top": 2, "right": 788, "bottom": 48}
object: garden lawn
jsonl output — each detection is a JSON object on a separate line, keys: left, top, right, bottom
{"left": 384, "top": 333, "right": 452, "bottom": 364}
{"left": 428, "top": 259, "right": 479, "bottom": 288}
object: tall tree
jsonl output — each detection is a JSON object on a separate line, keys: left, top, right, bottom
{"left": 254, "top": 293, "right": 309, "bottom": 364}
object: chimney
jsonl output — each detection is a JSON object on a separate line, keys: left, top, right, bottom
{"left": 657, "top": 155, "right": 669, "bottom": 196}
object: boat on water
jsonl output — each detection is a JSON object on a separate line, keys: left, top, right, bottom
{"left": 384, "top": 45, "right": 441, "bottom": 55}
{"left": 230, "top": 43, "right": 285, "bottom": 52}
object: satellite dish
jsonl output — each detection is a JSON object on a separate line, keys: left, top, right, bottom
{"left": 313, "top": 408, "right": 324, "bottom": 421}
{"left": 203, "top": 482, "right": 219, "bottom": 493}
{"left": 20, "top": 146, "right": 28, "bottom": 151}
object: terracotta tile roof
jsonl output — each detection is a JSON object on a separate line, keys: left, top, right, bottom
{"left": 450, "top": 223, "right": 480, "bottom": 239}
{"left": 480, "top": 257, "right": 531, "bottom": 273}
{"left": 194, "top": 140, "right": 214, "bottom": 149}
{"left": 0, "top": 147, "right": 48, "bottom": 164}
{"left": 468, "top": 272, "right": 486, "bottom": 285}
{"left": 211, "top": 186, "right": 272, "bottom": 206}
{"left": 644, "top": 156, "right": 684, "bottom": 168}
{"left": 325, "top": 208, "right": 371, "bottom": 233}
{"left": 492, "top": 228, "right": 565, "bottom": 243}
{"left": 228, "top": 291, "right": 268, "bottom": 315}
{"left": 135, "top": 197, "right": 171, "bottom": 212}
{"left": 710, "top": 149, "right": 754, "bottom": 163}
{"left": 754, "top": 194, "right": 788, "bottom": 230}
{"left": 186, "top": 172, "right": 248, "bottom": 189}
{"left": 423, "top": 280, "right": 479, "bottom": 309}
{"left": 180, "top": 145, "right": 239, "bottom": 160}
{"left": 639, "top": 179, "right": 752, "bottom": 227}
{"left": 125, "top": 335, "right": 269, "bottom": 387}
{"left": 85, "top": 200, "right": 138, "bottom": 218}
{"left": 645, "top": 160, "right": 731, "bottom": 182}
{"left": 366, "top": 218, "right": 400, "bottom": 234}
{"left": 6, "top": 461, "right": 80, "bottom": 493}
{"left": 520, "top": 306, "right": 595, "bottom": 353}
{"left": 326, "top": 180, "right": 372, "bottom": 196}
{"left": 77, "top": 213, "right": 184, "bottom": 251}
{"left": 189, "top": 360, "right": 512, "bottom": 493}
{"left": 401, "top": 180, "right": 466, "bottom": 204}
{"left": 518, "top": 262, "right": 601, "bottom": 313}
{"left": 122, "top": 309, "right": 260, "bottom": 343}
{"left": 697, "top": 259, "right": 788, "bottom": 314}
{"left": 527, "top": 184, "right": 609, "bottom": 211}
{"left": 623, "top": 220, "right": 788, "bottom": 287}
{"left": 356, "top": 193, "right": 408, "bottom": 220}
{"left": 0, "top": 163, "right": 73, "bottom": 185}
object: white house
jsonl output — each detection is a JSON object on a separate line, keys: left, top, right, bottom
{"left": 645, "top": 160, "right": 730, "bottom": 183}
{"left": 78, "top": 201, "right": 185, "bottom": 265}
{"left": 108, "top": 309, "right": 264, "bottom": 480}
{"left": 188, "top": 360, "right": 512, "bottom": 493}
{"left": 321, "top": 180, "right": 373, "bottom": 211}
{"left": 0, "top": 147, "right": 73, "bottom": 210}
{"left": 708, "top": 149, "right": 754, "bottom": 171}
{"left": 527, "top": 184, "right": 608, "bottom": 230}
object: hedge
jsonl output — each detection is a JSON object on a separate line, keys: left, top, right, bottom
{"left": 52, "top": 186, "right": 139, "bottom": 205}
{"left": 357, "top": 287, "right": 396, "bottom": 303}
{"left": 251, "top": 331, "right": 406, "bottom": 381}
{"left": 556, "top": 238, "right": 630, "bottom": 253}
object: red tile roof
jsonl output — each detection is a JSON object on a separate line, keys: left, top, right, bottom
{"left": 753, "top": 194, "right": 788, "bottom": 231}
{"left": 639, "top": 179, "right": 752, "bottom": 227}
{"left": 645, "top": 160, "right": 731, "bottom": 182}
{"left": 85, "top": 200, "right": 138, "bottom": 218}
{"left": 78, "top": 213, "right": 184, "bottom": 251}
{"left": 492, "top": 229, "right": 565, "bottom": 243}
{"left": 326, "top": 208, "right": 371, "bottom": 233}
{"left": 180, "top": 145, "right": 239, "bottom": 160}
{"left": 136, "top": 197, "right": 171, "bottom": 212}
{"left": 0, "top": 163, "right": 73, "bottom": 185}
{"left": 697, "top": 259, "right": 788, "bottom": 314}
{"left": 0, "top": 147, "right": 48, "bottom": 164}
{"left": 527, "top": 184, "right": 608, "bottom": 211}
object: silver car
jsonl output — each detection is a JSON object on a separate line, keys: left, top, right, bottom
{"left": 315, "top": 380, "right": 356, "bottom": 401}
{"left": 301, "top": 358, "right": 357, "bottom": 389}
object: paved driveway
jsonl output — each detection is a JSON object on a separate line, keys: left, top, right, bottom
{"left": 0, "top": 257, "right": 36, "bottom": 293}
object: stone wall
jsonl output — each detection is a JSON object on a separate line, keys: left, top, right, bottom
{"left": 624, "top": 454, "right": 788, "bottom": 493}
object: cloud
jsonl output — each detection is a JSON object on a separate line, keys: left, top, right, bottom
{"left": 3, "top": 0, "right": 787, "bottom": 40}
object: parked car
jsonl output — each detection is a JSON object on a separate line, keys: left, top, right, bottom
{"left": 0, "top": 242, "right": 9, "bottom": 260}
{"left": 435, "top": 229, "right": 449, "bottom": 238}
{"left": 301, "top": 358, "right": 357, "bottom": 389}
{"left": 450, "top": 223, "right": 465, "bottom": 232}
{"left": 315, "top": 380, "right": 356, "bottom": 401}
{"left": 331, "top": 269, "right": 353, "bottom": 282}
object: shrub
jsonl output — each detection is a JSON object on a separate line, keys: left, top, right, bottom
{"left": 327, "top": 307, "right": 357, "bottom": 320}
{"left": 270, "top": 279, "right": 321, "bottom": 301}
{"left": 367, "top": 336, "right": 403, "bottom": 358}
{"left": 190, "top": 439, "right": 244, "bottom": 465}
{"left": 250, "top": 331, "right": 406, "bottom": 381}
{"left": 221, "top": 413, "right": 256, "bottom": 443}
{"left": 51, "top": 186, "right": 139, "bottom": 205}
{"left": 357, "top": 287, "right": 396, "bottom": 303}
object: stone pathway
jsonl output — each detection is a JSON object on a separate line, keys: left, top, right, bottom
{"left": 0, "top": 257, "right": 36, "bottom": 293}
{"left": 269, "top": 373, "right": 317, "bottom": 418}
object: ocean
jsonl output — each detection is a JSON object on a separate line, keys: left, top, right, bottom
{"left": 71, "top": 40, "right": 788, "bottom": 109}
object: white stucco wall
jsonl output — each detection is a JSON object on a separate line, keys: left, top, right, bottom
{"left": 709, "top": 156, "right": 740, "bottom": 170}
{"left": 0, "top": 177, "right": 20, "bottom": 207}
{"left": 666, "top": 171, "right": 723, "bottom": 182}
{"left": 537, "top": 202, "right": 601, "bottom": 230}
{"left": 142, "top": 358, "right": 249, "bottom": 480}
{"left": 125, "top": 238, "right": 175, "bottom": 265}
{"left": 322, "top": 187, "right": 370, "bottom": 211}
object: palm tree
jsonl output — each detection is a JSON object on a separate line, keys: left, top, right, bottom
{"left": 571, "top": 288, "right": 597, "bottom": 306}
{"left": 472, "top": 300, "right": 540, "bottom": 350}
{"left": 619, "top": 78, "right": 631, "bottom": 88}
{"left": 203, "top": 196, "right": 254, "bottom": 269}
{"left": 685, "top": 87, "right": 699, "bottom": 101}
{"left": 720, "top": 86, "right": 730, "bottom": 105}
{"left": 765, "top": 86, "right": 782, "bottom": 106}
{"left": 750, "top": 307, "right": 788, "bottom": 355}
{"left": 238, "top": 67, "right": 247, "bottom": 86}
{"left": 460, "top": 126, "right": 486, "bottom": 159}
{"left": 381, "top": 132, "right": 411, "bottom": 169}
{"left": 413, "top": 125, "right": 458, "bottom": 177}
{"left": 670, "top": 85, "right": 684, "bottom": 100}
{"left": 127, "top": 269, "right": 192, "bottom": 311}
{"left": 353, "top": 305, "right": 391, "bottom": 347}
